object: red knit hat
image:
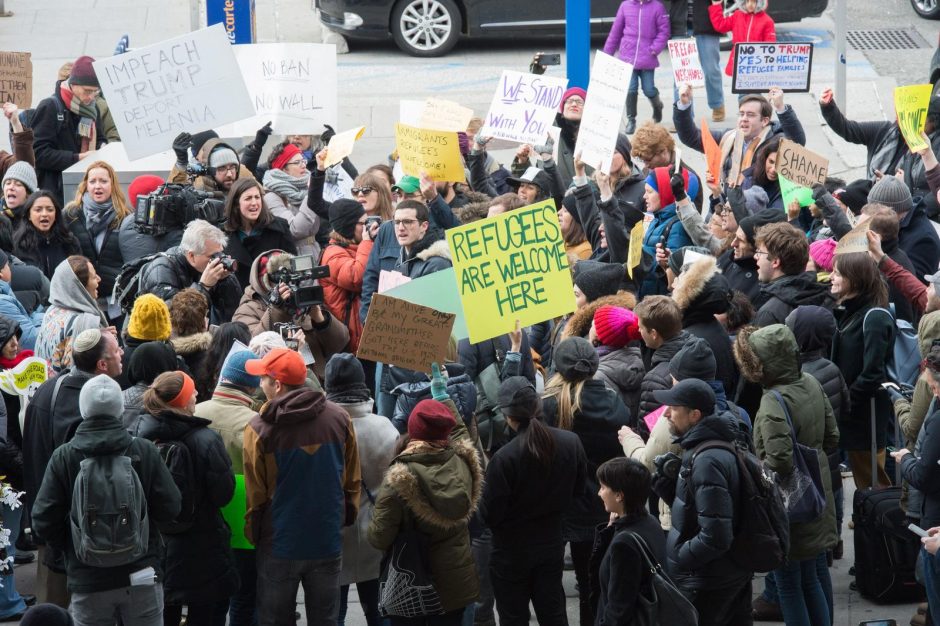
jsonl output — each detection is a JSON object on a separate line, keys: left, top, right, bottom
{"left": 559, "top": 87, "right": 587, "bottom": 112}
{"left": 127, "top": 175, "right": 165, "bottom": 209}
{"left": 593, "top": 305, "right": 641, "bottom": 349}
{"left": 271, "top": 143, "right": 302, "bottom": 171}
{"left": 408, "top": 399, "right": 456, "bottom": 443}
{"left": 70, "top": 56, "right": 99, "bottom": 88}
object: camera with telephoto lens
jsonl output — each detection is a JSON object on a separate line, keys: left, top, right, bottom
{"left": 134, "top": 183, "right": 225, "bottom": 236}
{"left": 209, "top": 251, "right": 236, "bottom": 272}
{"left": 653, "top": 452, "right": 681, "bottom": 482}
{"left": 267, "top": 254, "right": 330, "bottom": 310}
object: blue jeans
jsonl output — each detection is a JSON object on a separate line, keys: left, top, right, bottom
{"left": 923, "top": 548, "right": 940, "bottom": 619}
{"left": 774, "top": 553, "right": 831, "bottom": 626}
{"left": 629, "top": 69, "right": 659, "bottom": 98}
{"left": 694, "top": 34, "right": 724, "bottom": 109}
{"left": 0, "top": 504, "right": 25, "bottom": 619}
{"left": 229, "top": 548, "right": 258, "bottom": 626}
{"left": 375, "top": 363, "right": 395, "bottom": 419}
{"left": 257, "top": 550, "right": 341, "bottom": 626}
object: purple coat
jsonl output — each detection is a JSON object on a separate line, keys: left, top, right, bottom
{"left": 602, "top": 0, "right": 671, "bottom": 70}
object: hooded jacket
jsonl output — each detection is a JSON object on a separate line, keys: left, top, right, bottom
{"left": 395, "top": 230, "right": 453, "bottom": 279}
{"left": 717, "top": 249, "right": 764, "bottom": 308}
{"left": 753, "top": 271, "right": 833, "bottom": 328}
{"left": 391, "top": 362, "right": 478, "bottom": 434}
{"left": 170, "top": 331, "right": 213, "bottom": 396}
{"left": 244, "top": 387, "right": 361, "bottom": 560}
{"left": 638, "top": 330, "right": 693, "bottom": 421}
{"left": 708, "top": 3, "right": 776, "bottom": 76}
{"left": 0, "top": 280, "right": 43, "bottom": 351}
{"left": 167, "top": 138, "right": 255, "bottom": 193}
{"left": 35, "top": 259, "right": 107, "bottom": 373}
{"left": 602, "top": 0, "right": 671, "bottom": 69}
{"left": 320, "top": 237, "right": 374, "bottom": 351}
{"left": 31, "top": 414, "right": 181, "bottom": 593}
{"left": 594, "top": 345, "right": 645, "bottom": 420}
{"left": 129, "top": 409, "right": 238, "bottom": 605}
{"left": 734, "top": 325, "right": 839, "bottom": 561}
{"left": 787, "top": 306, "right": 849, "bottom": 422}
{"left": 641, "top": 204, "right": 693, "bottom": 296}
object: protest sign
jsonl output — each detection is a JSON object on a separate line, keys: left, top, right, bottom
{"left": 0, "top": 356, "right": 48, "bottom": 432}
{"left": 93, "top": 24, "right": 254, "bottom": 160}
{"left": 626, "top": 221, "right": 645, "bottom": 279}
{"left": 395, "top": 123, "right": 466, "bottom": 183}
{"left": 644, "top": 405, "right": 667, "bottom": 434}
{"left": 447, "top": 200, "right": 575, "bottom": 343}
{"left": 221, "top": 475, "right": 252, "bottom": 550}
{"left": 835, "top": 221, "right": 871, "bottom": 255}
{"left": 776, "top": 139, "right": 828, "bottom": 188}
{"left": 778, "top": 173, "right": 815, "bottom": 210}
{"left": 400, "top": 100, "right": 423, "bottom": 126}
{"left": 218, "top": 43, "right": 338, "bottom": 136}
{"left": 701, "top": 118, "right": 722, "bottom": 183}
{"left": 479, "top": 70, "right": 569, "bottom": 145}
{"left": 358, "top": 294, "right": 455, "bottom": 374}
{"left": 378, "top": 269, "right": 411, "bottom": 293}
{"left": 0, "top": 52, "right": 31, "bottom": 108}
{"left": 324, "top": 125, "right": 365, "bottom": 167}
{"left": 385, "top": 268, "right": 468, "bottom": 340}
{"left": 895, "top": 84, "right": 933, "bottom": 152}
{"left": 668, "top": 39, "right": 705, "bottom": 88}
{"left": 732, "top": 42, "right": 813, "bottom": 93}
{"left": 419, "top": 98, "right": 474, "bottom": 133}
{"left": 575, "top": 51, "right": 632, "bottom": 174}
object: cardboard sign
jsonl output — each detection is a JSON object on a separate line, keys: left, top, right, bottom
{"left": 732, "top": 42, "right": 814, "bottom": 94}
{"left": 94, "top": 24, "right": 254, "bottom": 160}
{"left": 358, "top": 294, "right": 456, "bottom": 374}
{"left": 385, "top": 268, "right": 468, "bottom": 340}
{"left": 895, "top": 84, "right": 933, "bottom": 153}
{"left": 218, "top": 43, "right": 338, "bottom": 136}
{"left": 0, "top": 52, "right": 32, "bottom": 108}
{"left": 447, "top": 200, "right": 575, "bottom": 343}
{"left": 574, "top": 51, "right": 633, "bottom": 174}
{"left": 419, "top": 98, "right": 474, "bottom": 133}
{"left": 701, "top": 118, "right": 722, "bottom": 184}
{"left": 395, "top": 123, "right": 466, "bottom": 183}
{"left": 778, "top": 173, "right": 815, "bottom": 211}
{"left": 479, "top": 70, "right": 569, "bottom": 145}
{"left": 626, "top": 221, "right": 645, "bottom": 279}
{"left": 776, "top": 139, "right": 828, "bottom": 188}
{"left": 324, "top": 125, "right": 365, "bottom": 167}
{"left": 835, "top": 221, "right": 871, "bottom": 255}
{"left": 668, "top": 39, "right": 705, "bottom": 89}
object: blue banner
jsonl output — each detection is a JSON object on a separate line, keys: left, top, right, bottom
{"left": 207, "top": 0, "right": 256, "bottom": 45}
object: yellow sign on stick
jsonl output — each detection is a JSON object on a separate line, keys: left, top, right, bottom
{"left": 895, "top": 84, "right": 933, "bottom": 152}
{"left": 395, "top": 123, "right": 466, "bottom": 183}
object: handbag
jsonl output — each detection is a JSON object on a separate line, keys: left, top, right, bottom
{"left": 770, "top": 390, "right": 827, "bottom": 524}
{"left": 378, "top": 512, "right": 444, "bottom": 618}
{"left": 627, "top": 532, "right": 698, "bottom": 626}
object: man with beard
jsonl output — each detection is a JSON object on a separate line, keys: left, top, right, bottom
{"left": 720, "top": 208, "right": 786, "bottom": 308}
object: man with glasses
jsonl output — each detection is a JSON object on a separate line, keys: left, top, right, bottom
{"left": 719, "top": 207, "right": 785, "bottom": 307}
{"left": 514, "top": 87, "right": 588, "bottom": 192}
{"left": 393, "top": 200, "right": 452, "bottom": 279}
{"left": 33, "top": 55, "right": 107, "bottom": 204}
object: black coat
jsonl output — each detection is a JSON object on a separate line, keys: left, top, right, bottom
{"left": 224, "top": 217, "right": 297, "bottom": 289}
{"left": 128, "top": 409, "right": 238, "bottom": 605}
{"left": 13, "top": 235, "right": 81, "bottom": 281}
{"left": 900, "top": 405, "right": 940, "bottom": 528}
{"left": 480, "top": 424, "right": 587, "bottom": 548}
{"left": 717, "top": 250, "right": 763, "bottom": 308}
{"left": 753, "top": 271, "right": 833, "bottom": 327}
{"left": 882, "top": 238, "right": 916, "bottom": 324}
{"left": 391, "top": 363, "right": 478, "bottom": 433}
{"left": 638, "top": 331, "right": 692, "bottom": 420}
{"left": 64, "top": 205, "right": 124, "bottom": 302}
{"left": 138, "top": 248, "right": 242, "bottom": 326}
{"left": 899, "top": 203, "right": 940, "bottom": 282}
{"left": 458, "top": 334, "right": 536, "bottom": 386}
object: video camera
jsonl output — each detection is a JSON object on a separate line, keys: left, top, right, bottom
{"left": 134, "top": 183, "right": 225, "bottom": 237}
{"left": 267, "top": 254, "right": 330, "bottom": 310}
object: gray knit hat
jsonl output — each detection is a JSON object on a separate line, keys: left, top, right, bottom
{"left": 868, "top": 175, "right": 913, "bottom": 214}
{"left": 208, "top": 146, "right": 239, "bottom": 169}
{"left": 2, "top": 161, "right": 37, "bottom": 194}
{"left": 79, "top": 374, "right": 124, "bottom": 419}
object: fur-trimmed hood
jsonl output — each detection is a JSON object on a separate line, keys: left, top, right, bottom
{"left": 672, "top": 255, "right": 731, "bottom": 318}
{"left": 170, "top": 331, "right": 213, "bottom": 355}
{"left": 415, "top": 238, "right": 452, "bottom": 263}
{"left": 384, "top": 438, "right": 482, "bottom": 530}
{"left": 563, "top": 292, "right": 638, "bottom": 341}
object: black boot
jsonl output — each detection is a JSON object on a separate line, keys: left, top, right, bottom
{"left": 625, "top": 92, "right": 638, "bottom": 134}
{"left": 650, "top": 94, "right": 664, "bottom": 123}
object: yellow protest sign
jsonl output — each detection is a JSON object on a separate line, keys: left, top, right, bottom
{"left": 324, "top": 126, "right": 365, "bottom": 167}
{"left": 895, "top": 84, "right": 933, "bottom": 152}
{"left": 419, "top": 98, "right": 474, "bottom": 132}
{"left": 446, "top": 201, "right": 575, "bottom": 343}
{"left": 0, "top": 357, "right": 47, "bottom": 395}
{"left": 395, "top": 123, "right": 466, "bottom": 183}
{"left": 626, "top": 221, "right": 645, "bottom": 279}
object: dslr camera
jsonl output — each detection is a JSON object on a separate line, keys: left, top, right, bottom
{"left": 267, "top": 254, "right": 330, "bottom": 310}
{"left": 210, "top": 251, "right": 236, "bottom": 272}
{"left": 653, "top": 452, "right": 681, "bottom": 482}
{"left": 134, "top": 183, "right": 225, "bottom": 236}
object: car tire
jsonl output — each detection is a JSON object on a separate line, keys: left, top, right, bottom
{"left": 391, "top": 0, "right": 461, "bottom": 57}
{"left": 912, "top": 0, "right": 940, "bottom": 19}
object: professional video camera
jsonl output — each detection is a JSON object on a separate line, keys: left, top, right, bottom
{"left": 134, "top": 183, "right": 225, "bottom": 236}
{"left": 267, "top": 254, "right": 330, "bottom": 310}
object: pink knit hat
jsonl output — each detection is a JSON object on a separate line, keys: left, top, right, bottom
{"left": 593, "top": 306, "right": 641, "bottom": 349}
{"left": 559, "top": 87, "right": 586, "bottom": 112}
{"left": 809, "top": 238, "right": 837, "bottom": 272}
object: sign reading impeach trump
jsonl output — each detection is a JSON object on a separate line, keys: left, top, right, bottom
{"left": 447, "top": 201, "right": 576, "bottom": 343}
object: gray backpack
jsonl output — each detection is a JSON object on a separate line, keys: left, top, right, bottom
{"left": 69, "top": 444, "right": 149, "bottom": 568}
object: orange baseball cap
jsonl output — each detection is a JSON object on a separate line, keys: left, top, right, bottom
{"left": 245, "top": 348, "right": 307, "bottom": 386}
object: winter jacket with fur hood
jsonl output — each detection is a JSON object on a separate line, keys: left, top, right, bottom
{"left": 167, "top": 138, "right": 255, "bottom": 193}
{"left": 395, "top": 229, "right": 453, "bottom": 279}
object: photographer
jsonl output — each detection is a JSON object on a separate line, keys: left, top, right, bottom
{"left": 168, "top": 134, "right": 254, "bottom": 194}
{"left": 233, "top": 250, "right": 349, "bottom": 379}
{"left": 137, "top": 219, "right": 242, "bottom": 326}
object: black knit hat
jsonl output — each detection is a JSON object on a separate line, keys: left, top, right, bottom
{"left": 739, "top": 208, "right": 786, "bottom": 245}
{"left": 834, "top": 179, "right": 872, "bottom": 215}
{"left": 554, "top": 337, "right": 599, "bottom": 381}
{"left": 498, "top": 376, "right": 540, "bottom": 418}
{"left": 329, "top": 199, "right": 366, "bottom": 240}
{"left": 190, "top": 130, "right": 219, "bottom": 158}
{"left": 668, "top": 337, "right": 716, "bottom": 381}
{"left": 562, "top": 192, "right": 582, "bottom": 226}
{"left": 325, "top": 353, "right": 370, "bottom": 402}
{"left": 574, "top": 263, "right": 624, "bottom": 302}
{"left": 128, "top": 341, "right": 178, "bottom": 386}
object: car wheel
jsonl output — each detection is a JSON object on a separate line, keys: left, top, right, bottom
{"left": 391, "top": 0, "right": 461, "bottom": 57}
{"left": 912, "top": 0, "right": 940, "bottom": 19}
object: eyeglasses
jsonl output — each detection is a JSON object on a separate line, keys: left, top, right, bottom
{"left": 351, "top": 187, "right": 374, "bottom": 196}
{"left": 753, "top": 250, "right": 770, "bottom": 258}
{"left": 393, "top": 219, "right": 420, "bottom": 227}
{"left": 286, "top": 158, "right": 307, "bottom": 167}
{"left": 215, "top": 164, "right": 238, "bottom": 174}
{"left": 565, "top": 98, "right": 584, "bottom": 107}
{"left": 738, "top": 111, "right": 762, "bottom": 119}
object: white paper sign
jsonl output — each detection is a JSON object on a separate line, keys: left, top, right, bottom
{"left": 574, "top": 52, "right": 632, "bottom": 174}
{"left": 93, "top": 24, "right": 254, "bottom": 160}
{"left": 480, "top": 70, "right": 569, "bottom": 145}
{"left": 668, "top": 39, "right": 705, "bottom": 89}
{"left": 220, "top": 42, "right": 338, "bottom": 135}
{"left": 400, "top": 100, "right": 423, "bottom": 126}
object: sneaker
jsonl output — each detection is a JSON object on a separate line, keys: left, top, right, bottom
{"left": 752, "top": 596, "right": 783, "bottom": 621}
{"left": 712, "top": 105, "right": 725, "bottom": 122}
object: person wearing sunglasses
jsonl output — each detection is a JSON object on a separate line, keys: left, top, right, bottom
{"left": 263, "top": 141, "right": 322, "bottom": 259}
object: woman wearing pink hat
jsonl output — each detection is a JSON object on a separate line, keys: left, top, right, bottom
{"left": 589, "top": 305, "right": 645, "bottom": 418}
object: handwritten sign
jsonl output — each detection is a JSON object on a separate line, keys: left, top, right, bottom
{"left": 732, "top": 42, "right": 814, "bottom": 93}
{"left": 479, "top": 70, "right": 569, "bottom": 145}
{"left": 324, "top": 125, "right": 365, "bottom": 167}
{"left": 776, "top": 139, "right": 828, "bottom": 188}
{"left": 668, "top": 39, "right": 705, "bottom": 89}
{"left": 94, "top": 24, "right": 253, "bottom": 160}
{"left": 835, "top": 221, "right": 871, "bottom": 255}
{"left": 575, "top": 51, "right": 632, "bottom": 174}
{"left": 0, "top": 52, "right": 31, "bottom": 108}
{"left": 358, "top": 294, "right": 456, "bottom": 374}
{"left": 378, "top": 269, "right": 411, "bottom": 293}
{"left": 419, "top": 98, "right": 474, "bottom": 133}
{"left": 778, "top": 173, "right": 815, "bottom": 210}
{"left": 395, "top": 123, "right": 466, "bottom": 183}
{"left": 385, "top": 268, "right": 468, "bottom": 340}
{"left": 446, "top": 200, "right": 575, "bottom": 343}
{"left": 895, "top": 84, "right": 933, "bottom": 153}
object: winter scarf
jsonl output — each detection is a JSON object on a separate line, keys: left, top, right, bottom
{"left": 0, "top": 349, "right": 34, "bottom": 370}
{"left": 81, "top": 192, "right": 116, "bottom": 244}
{"left": 60, "top": 83, "right": 98, "bottom": 152}
{"left": 263, "top": 168, "right": 309, "bottom": 207}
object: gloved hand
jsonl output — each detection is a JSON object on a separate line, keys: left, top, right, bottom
{"left": 321, "top": 124, "right": 337, "bottom": 145}
{"left": 533, "top": 135, "right": 555, "bottom": 158}
{"left": 651, "top": 470, "right": 678, "bottom": 507}
{"left": 430, "top": 362, "right": 449, "bottom": 401}
{"left": 670, "top": 171, "right": 687, "bottom": 203}
{"left": 253, "top": 121, "right": 273, "bottom": 147}
{"left": 172, "top": 132, "right": 192, "bottom": 165}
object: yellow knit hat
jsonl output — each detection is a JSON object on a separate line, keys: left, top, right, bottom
{"left": 127, "top": 294, "right": 172, "bottom": 341}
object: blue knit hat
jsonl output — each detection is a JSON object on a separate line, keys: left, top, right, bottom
{"left": 221, "top": 350, "right": 261, "bottom": 388}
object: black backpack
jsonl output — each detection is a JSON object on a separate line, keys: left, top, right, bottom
{"left": 111, "top": 253, "right": 167, "bottom": 315}
{"left": 687, "top": 440, "right": 790, "bottom": 574}
{"left": 153, "top": 431, "right": 198, "bottom": 534}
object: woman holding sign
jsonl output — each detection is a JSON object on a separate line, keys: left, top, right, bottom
{"left": 262, "top": 142, "right": 322, "bottom": 260}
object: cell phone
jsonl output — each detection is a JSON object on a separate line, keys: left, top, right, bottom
{"left": 881, "top": 382, "right": 899, "bottom": 391}
{"left": 539, "top": 53, "right": 561, "bottom": 66}
{"left": 908, "top": 523, "right": 929, "bottom": 538}
{"left": 858, "top": 621, "right": 898, "bottom": 626}
{"left": 365, "top": 216, "right": 382, "bottom": 229}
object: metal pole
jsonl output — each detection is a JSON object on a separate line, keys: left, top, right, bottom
{"left": 834, "top": 0, "right": 847, "bottom": 113}
{"left": 190, "top": 0, "right": 201, "bottom": 31}
{"left": 566, "top": 0, "right": 591, "bottom": 88}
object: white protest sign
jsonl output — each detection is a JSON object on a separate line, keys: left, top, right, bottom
{"left": 219, "top": 43, "right": 338, "bottom": 135}
{"left": 574, "top": 52, "right": 632, "bottom": 174}
{"left": 480, "top": 70, "right": 569, "bottom": 145}
{"left": 419, "top": 98, "right": 474, "bottom": 133}
{"left": 400, "top": 100, "right": 423, "bottom": 126}
{"left": 93, "top": 24, "right": 254, "bottom": 160}
{"left": 325, "top": 126, "right": 365, "bottom": 167}
{"left": 668, "top": 39, "right": 705, "bottom": 89}
{"left": 732, "top": 42, "right": 814, "bottom": 93}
